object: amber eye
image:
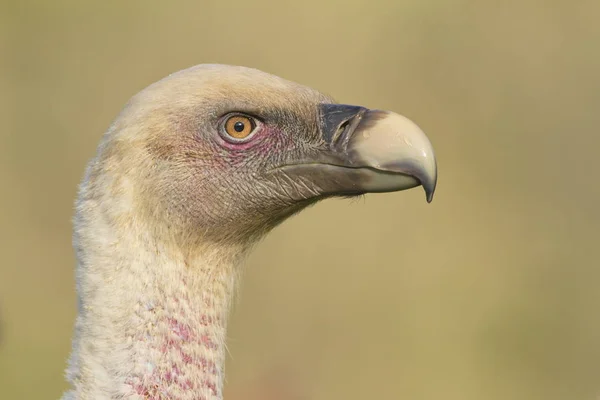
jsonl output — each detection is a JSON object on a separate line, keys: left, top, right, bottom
{"left": 223, "top": 115, "right": 257, "bottom": 140}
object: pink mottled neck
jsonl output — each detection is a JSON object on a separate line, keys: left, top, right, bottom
{"left": 64, "top": 228, "right": 244, "bottom": 400}
{"left": 126, "top": 260, "right": 235, "bottom": 400}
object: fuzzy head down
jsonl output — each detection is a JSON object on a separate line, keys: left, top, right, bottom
{"left": 83, "top": 65, "right": 337, "bottom": 250}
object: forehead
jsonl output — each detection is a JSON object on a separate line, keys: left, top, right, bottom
{"left": 139, "top": 64, "right": 334, "bottom": 116}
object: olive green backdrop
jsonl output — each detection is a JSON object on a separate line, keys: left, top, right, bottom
{"left": 1, "top": 1, "right": 599, "bottom": 399}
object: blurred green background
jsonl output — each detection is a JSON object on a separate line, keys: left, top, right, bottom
{"left": 1, "top": 1, "right": 599, "bottom": 399}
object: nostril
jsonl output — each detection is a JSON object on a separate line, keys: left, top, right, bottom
{"left": 333, "top": 119, "right": 351, "bottom": 143}
{"left": 339, "top": 120, "right": 350, "bottom": 131}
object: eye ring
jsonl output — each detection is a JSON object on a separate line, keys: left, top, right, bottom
{"left": 220, "top": 114, "right": 261, "bottom": 142}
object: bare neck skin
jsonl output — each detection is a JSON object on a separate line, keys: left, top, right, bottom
{"left": 63, "top": 200, "right": 246, "bottom": 400}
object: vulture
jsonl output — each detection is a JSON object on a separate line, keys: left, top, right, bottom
{"left": 62, "top": 64, "right": 437, "bottom": 400}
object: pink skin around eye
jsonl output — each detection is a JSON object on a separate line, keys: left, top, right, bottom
{"left": 216, "top": 123, "right": 288, "bottom": 159}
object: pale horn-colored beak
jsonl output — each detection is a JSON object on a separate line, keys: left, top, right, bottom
{"left": 317, "top": 104, "right": 437, "bottom": 202}
{"left": 344, "top": 109, "right": 437, "bottom": 202}
{"left": 272, "top": 104, "right": 437, "bottom": 203}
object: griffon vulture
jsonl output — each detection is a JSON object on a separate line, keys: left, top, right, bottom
{"left": 62, "top": 64, "right": 437, "bottom": 400}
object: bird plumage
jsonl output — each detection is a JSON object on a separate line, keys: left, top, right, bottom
{"left": 63, "top": 64, "right": 437, "bottom": 399}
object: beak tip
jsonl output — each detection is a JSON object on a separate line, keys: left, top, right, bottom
{"left": 425, "top": 186, "right": 435, "bottom": 203}
{"left": 423, "top": 174, "right": 437, "bottom": 203}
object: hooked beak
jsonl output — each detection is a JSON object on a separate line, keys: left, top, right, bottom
{"left": 277, "top": 103, "right": 437, "bottom": 203}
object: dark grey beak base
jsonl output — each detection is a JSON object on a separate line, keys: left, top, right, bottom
{"left": 319, "top": 104, "right": 367, "bottom": 144}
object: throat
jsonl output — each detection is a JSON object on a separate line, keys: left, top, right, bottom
{"left": 64, "top": 238, "right": 242, "bottom": 400}
{"left": 126, "top": 269, "right": 232, "bottom": 400}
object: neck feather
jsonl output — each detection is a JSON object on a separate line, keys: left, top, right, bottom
{"left": 63, "top": 210, "right": 245, "bottom": 400}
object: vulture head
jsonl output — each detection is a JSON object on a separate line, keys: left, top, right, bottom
{"left": 89, "top": 64, "right": 436, "bottom": 248}
{"left": 66, "top": 64, "right": 437, "bottom": 400}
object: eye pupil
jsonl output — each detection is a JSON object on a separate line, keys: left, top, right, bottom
{"left": 234, "top": 121, "right": 245, "bottom": 132}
